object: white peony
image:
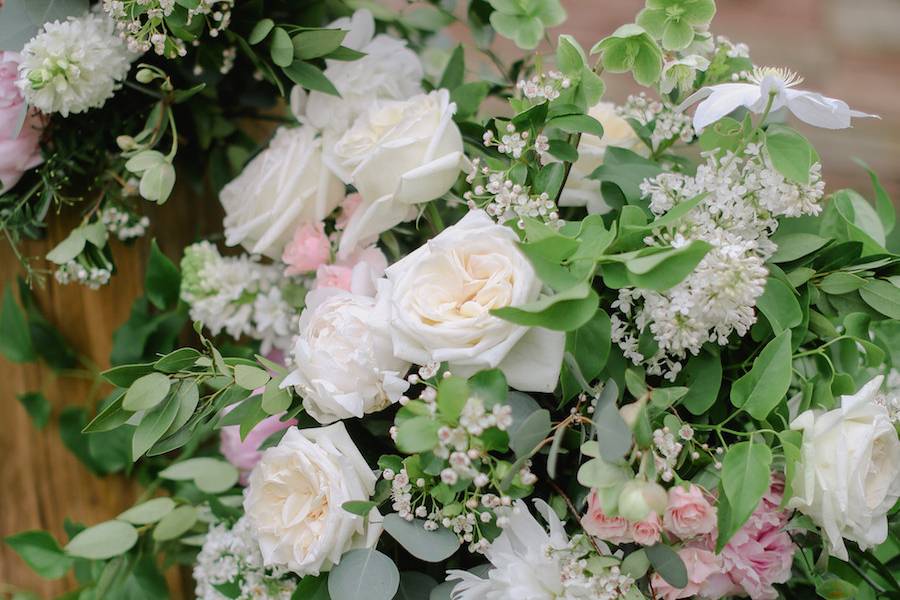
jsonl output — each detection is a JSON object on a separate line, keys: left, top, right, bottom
{"left": 379, "top": 210, "right": 564, "bottom": 393}
{"left": 301, "top": 9, "right": 424, "bottom": 135}
{"left": 220, "top": 125, "right": 344, "bottom": 259}
{"left": 282, "top": 288, "right": 410, "bottom": 425}
{"left": 17, "top": 13, "right": 132, "bottom": 117}
{"left": 558, "top": 102, "right": 645, "bottom": 214}
{"left": 243, "top": 423, "right": 379, "bottom": 576}
{"left": 447, "top": 500, "right": 572, "bottom": 599}
{"left": 789, "top": 376, "right": 900, "bottom": 560}
{"left": 331, "top": 89, "right": 464, "bottom": 256}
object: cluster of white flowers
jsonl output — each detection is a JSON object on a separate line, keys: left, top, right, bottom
{"left": 876, "top": 370, "right": 900, "bottom": 423}
{"left": 17, "top": 13, "right": 132, "bottom": 117}
{"left": 612, "top": 145, "right": 825, "bottom": 379}
{"left": 54, "top": 261, "right": 111, "bottom": 289}
{"left": 103, "top": 0, "right": 234, "bottom": 56}
{"left": 193, "top": 517, "right": 296, "bottom": 600}
{"left": 464, "top": 156, "right": 562, "bottom": 229}
{"left": 100, "top": 205, "right": 149, "bottom": 240}
{"left": 516, "top": 70, "right": 572, "bottom": 102}
{"left": 180, "top": 242, "right": 299, "bottom": 354}
{"left": 652, "top": 427, "right": 684, "bottom": 482}
{"left": 617, "top": 93, "right": 695, "bottom": 151}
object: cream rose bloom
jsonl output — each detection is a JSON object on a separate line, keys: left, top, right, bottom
{"left": 301, "top": 9, "right": 423, "bottom": 135}
{"left": 243, "top": 423, "right": 379, "bottom": 576}
{"left": 379, "top": 210, "right": 565, "bottom": 393}
{"left": 281, "top": 288, "right": 410, "bottom": 424}
{"left": 221, "top": 126, "right": 344, "bottom": 259}
{"left": 559, "top": 102, "right": 645, "bottom": 214}
{"left": 331, "top": 90, "right": 464, "bottom": 256}
{"left": 788, "top": 376, "right": 900, "bottom": 560}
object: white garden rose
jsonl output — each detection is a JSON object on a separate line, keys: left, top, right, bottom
{"left": 243, "top": 423, "right": 379, "bottom": 576}
{"left": 301, "top": 9, "right": 423, "bottom": 135}
{"left": 788, "top": 376, "right": 900, "bottom": 560}
{"left": 558, "top": 102, "right": 645, "bottom": 214}
{"left": 282, "top": 288, "right": 410, "bottom": 424}
{"left": 331, "top": 89, "right": 464, "bottom": 256}
{"left": 220, "top": 125, "right": 344, "bottom": 259}
{"left": 379, "top": 210, "right": 565, "bottom": 393}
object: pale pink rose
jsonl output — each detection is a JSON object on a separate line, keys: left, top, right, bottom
{"left": 220, "top": 412, "right": 297, "bottom": 485}
{"left": 313, "top": 244, "right": 387, "bottom": 296}
{"left": 651, "top": 545, "right": 735, "bottom": 600}
{"left": 630, "top": 512, "right": 662, "bottom": 546}
{"left": 282, "top": 222, "right": 331, "bottom": 275}
{"left": 720, "top": 479, "right": 794, "bottom": 600}
{"left": 664, "top": 484, "right": 718, "bottom": 539}
{"left": 581, "top": 490, "right": 632, "bottom": 543}
{"left": 336, "top": 193, "right": 363, "bottom": 230}
{"left": 0, "top": 52, "right": 43, "bottom": 193}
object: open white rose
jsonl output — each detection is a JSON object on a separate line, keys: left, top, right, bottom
{"left": 282, "top": 288, "right": 410, "bottom": 424}
{"left": 221, "top": 126, "right": 344, "bottom": 259}
{"left": 788, "top": 376, "right": 900, "bottom": 560}
{"left": 379, "top": 210, "right": 565, "bottom": 392}
{"left": 558, "top": 102, "right": 645, "bottom": 214}
{"left": 244, "top": 422, "right": 379, "bottom": 576}
{"left": 301, "top": 9, "right": 424, "bottom": 135}
{"left": 331, "top": 90, "right": 464, "bottom": 256}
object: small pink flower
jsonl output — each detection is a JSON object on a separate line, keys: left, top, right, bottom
{"left": 651, "top": 545, "right": 736, "bottom": 600}
{"left": 664, "top": 484, "right": 717, "bottom": 539}
{"left": 282, "top": 222, "right": 330, "bottom": 275}
{"left": 581, "top": 490, "right": 632, "bottom": 543}
{"left": 314, "top": 264, "right": 354, "bottom": 291}
{"left": 313, "top": 244, "right": 387, "bottom": 296}
{"left": 220, "top": 412, "right": 297, "bottom": 485}
{"left": 0, "top": 52, "right": 43, "bottom": 193}
{"left": 630, "top": 512, "right": 662, "bottom": 546}
{"left": 336, "top": 193, "right": 363, "bottom": 230}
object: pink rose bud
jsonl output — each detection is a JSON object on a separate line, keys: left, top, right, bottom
{"left": 282, "top": 222, "right": 331, "bottom": 275}
{"left": 630, "top": 512, "right": 662, "bottom": 546}
{"left": 0, "top": 52, "right": 43, "bottom": 193}
{"left": 335, "top": 193, "right": 363, "bottom": 230}
{"left": 581, "top": 489, "right": 632, "bottom": 544}
{"left": 664, "top": 484, "right": 718, "bottom": 539}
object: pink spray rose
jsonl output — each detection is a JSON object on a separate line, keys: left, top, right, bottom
{"left": 313, "top": 245, "right": 387, "bottom": 296}
{"left": 581, "top": 490, "right": 632, "bottom": 544}
{"left": 664, "top": 484, "right": 718, "bottom": 539}
{"left": 720, "top": 478, "right": 794, "bottom": 600}
{"left": 631, "top": 512, "right": 662, "bottom": 546}
{"left": 651, "top": 545, "right": 737, "bottom": 600}
{"left": 220, "top": 411, "right": 297, "bottom": 485}
{"left": 282, "top": 222, "right": 331, "bottom": 275}
{"left": 0, "top": 52, "right": 43, "bottom": 193}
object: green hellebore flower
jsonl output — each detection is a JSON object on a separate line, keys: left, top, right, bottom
{"left": 636, "top": 0, "right": 717, "bottom": 51}
{"left": 591, "top": 24, "right": 664, "bottom": 87}
{"left": 488, "top": 0, "right": 567, "bottom": 50}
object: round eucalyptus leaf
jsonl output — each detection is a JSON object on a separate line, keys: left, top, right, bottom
{"left": 152, "top": 505, "right": 198, "bottom": 542}
{"left": 158, "top": 457, "right": 239, "bottom": 494}
{"left": 383, "top": 514, "right": 460, "bottom": 563}
{"left": 65, "top": 520, "right": 138, "bottom": 560}
{"left": 328, "top": 547, "right": 400, "bottom": 600}
{"left": 394, "top": 571, "right": 438, "bottom": 600}
{"left": 118, "top": 497, "right": 176, "bottom": 525}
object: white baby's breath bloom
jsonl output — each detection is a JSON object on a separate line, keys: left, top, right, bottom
{"left": 244, "top": 423, "right": 380, "bottom": 576}
{"left": 379, "top": 210, "right": 564, "bottom": 392}
{"left": 301, "top": 9, "right": 423, "bottom": 135}
{"left": 220, "top": 126, "right": 344, "bottom": 259}
{"left": 282, "top": 288, "right": 410, "bottom": 424}
{"left": 681, "top": 66, "right": 878, "bottom": 131}
{"left": 789, "top": 376, "right": 900, "bottom": 560}
{"left": 17, "top": 13, "right": 131, "bottom": 117}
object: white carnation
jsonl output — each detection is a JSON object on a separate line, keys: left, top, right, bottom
{"left": 282, "top": 289, "right": 410, "bottom": 425}
{"left": 17, "top": 13, "right": 131, "bottom": 117}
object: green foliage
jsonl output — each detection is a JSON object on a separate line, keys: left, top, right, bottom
{"left": 636, "top": 0, "right": 716, "bottom": 50}
{"left": 0, "top": 284, "right": 35, "bottom": 362}
{"left": 717, "top": 442, "right": 772, "bottom": 550}
{"left": 382, "top": 514, "right": 460, "bottom": 562}
{"left": 730, "top": 330, "right": 793, "bottom": 421}
{"left": 591, "top": 25, "right": 663, "bottom": 86}
{"left": 5, "top": 530, "right": 72, "bottom": 579}
{"left": 327, "top": 547, "right": 400, "bottom": 600}
{"left": 488, "top": 0, "right": 567, "bottom": 49}
{"left": 65, "top": 520, "right": 138, "bottom": 560}
{"left": 17, "top": 391, "right": 51, "bottom": 429}
{"left": 645, "top": 544, "right": 689, "bottom": 588}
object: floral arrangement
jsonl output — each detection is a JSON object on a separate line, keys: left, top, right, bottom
{"left": 3, "top": 1, "right": 900, "bottom": 599}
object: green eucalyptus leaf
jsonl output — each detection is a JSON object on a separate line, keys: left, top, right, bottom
{"left": 65, "top": 520, "right": 138, "bottom": 560}
{"left": 383, "top": 514, "right": 460, "bottom": 562}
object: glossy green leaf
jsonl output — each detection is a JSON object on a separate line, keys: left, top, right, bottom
{"left": 730, "top": 330, "right": 792, "bottom": 420}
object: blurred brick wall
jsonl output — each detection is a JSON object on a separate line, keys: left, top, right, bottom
{"left": 557, "top": 0, "right": 900, "bottom": 201}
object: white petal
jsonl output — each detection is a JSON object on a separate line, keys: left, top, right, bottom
{"left": 785, "top": 89, "right": 879, "bottom": 129}
{"left": 338, "top": 195, "right": 413, "bottom": 258}
{"left": 690, "top": 83, "right": 762, "bottom": 131}
{"left": 394, "top": 151, "right": 463, "bottom": 205}
{"left": 497, "top": 327, "right": 565, "bottom": 393}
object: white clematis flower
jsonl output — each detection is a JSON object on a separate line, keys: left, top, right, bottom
{"left": 680, "top": 66, "right": 878, "bottom": 131}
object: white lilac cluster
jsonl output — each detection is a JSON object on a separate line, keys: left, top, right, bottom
{"left": 652, "top": 426, "right": 684, "bottom": 482}
{"left": 103, "top": 0, "right": 234, "bottom": 56}
{"left": 612, "top": 145, "right": 825, "bottom": 379}
{"left": 464, "top": 153, "right": 563, "bottom": 229}
{"left": 100, "top": 205, "right": 149, "bottom": 240}
{"left": 617, "top": 93, "right": 695, "bottom": 151}
{"left": 17, "top": 13, "right": 132, "bottom": 117}
{"left": 876, "top": 370, "right": 900, "bottom": 423}
{"left": 517, "top": 70, "right": 573, "bottom": 102}
{"left": 448, "top": 500, "right": 635, "bottom": 600}
{"left": 193, "top": 516, "right": 296, "bottom": 600}
{"left": 180, "top": 242, "right": 299, "bottom": 354}
{"left": 54, "top": 261, "right": 111, "bottom": 289}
